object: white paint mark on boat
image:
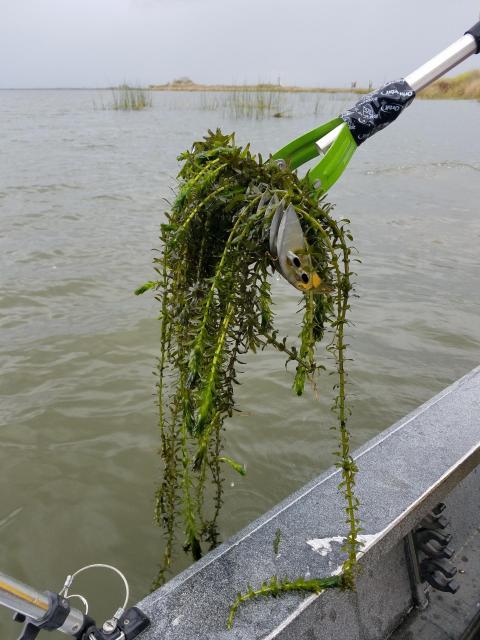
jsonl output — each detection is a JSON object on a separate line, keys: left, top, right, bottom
{"left": 306, "top": 536, "right": 344, "bottom": 556}
{"left": 306, "top": 532, "right": 383, "bottom": 557}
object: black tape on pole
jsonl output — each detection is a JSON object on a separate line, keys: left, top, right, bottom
{"left": 341, "top": 79, "right": 415, "bottom": 146}
{"left": 466, "top": 21, "right": 480, "bottom": 53}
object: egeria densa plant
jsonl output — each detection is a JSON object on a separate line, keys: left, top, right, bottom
{"left": 137, "top": 129, "right": 361, "bottom": 619}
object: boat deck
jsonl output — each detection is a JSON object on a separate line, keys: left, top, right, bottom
{"left": 137, "top": 367, "right": 480, "bottom": 639}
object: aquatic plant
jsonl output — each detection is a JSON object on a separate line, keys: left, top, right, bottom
{"left": 199, "top": 88, "right": 288, "bottom": 119}
{"left": 225, "top": 89, "right": 287, "bottom": 119}
{"left": 110, "top": 84, "right": 153, "bottom": 110}
{"left": 227, "top": 575, "right": 342, "bottom": 630}
{"left": 197, "top": 90, "right": 353, "bottom": 120}
{"left": 137, "top": 129, "right": 360, "bottom": 604}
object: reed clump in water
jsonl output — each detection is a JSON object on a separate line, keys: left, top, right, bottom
{"left": 137, "top": 129, "right": 360, "bottom": 606}
{"left": 226, "top": 89, "right": 287, "bottom": 118}
{"left": 110, "top": 84, "right": 153, "bottom": 110}
{"left": 198, "top": 89, "right": 352, "bottom": 119}
{"left": 199, "top": 88, "right": 288, "bottom": 118}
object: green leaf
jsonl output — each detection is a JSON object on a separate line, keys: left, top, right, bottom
{"left": 134, "top": 281, "right": 158, "bottom": 295}
{"left": 218, "top": 456, "right": 246, "bottom": 476}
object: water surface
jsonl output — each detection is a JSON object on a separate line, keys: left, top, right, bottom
{"left": 1, "top": 90, "right": 479, "bottom": 636}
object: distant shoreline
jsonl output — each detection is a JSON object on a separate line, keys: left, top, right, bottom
{"left": 0, "top": 83, "right": 369, "bottom": 94}
{"left": 150, "top": 73, "right": 480, "bottom": 100}
{"left": 149, "top": 82, "right": 368, "bottom": 95}
{"left": 2, "top": 70, "right": 479, "bottom": 99}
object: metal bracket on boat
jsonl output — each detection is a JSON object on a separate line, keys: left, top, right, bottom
{"left": 13, "top": 592, "right": 76, "bottom": 640}
{"left": 1, "top": 566, "right": 150, "bottom": 640}
{"left": 13, "top": 602, "right": 149, "bottom": 640}
{"left": 57, "top": 564, "right": 150, "bottom": 640}
{"left": 413, "top": 503, "right": 460, "bottom": 595}
{"left": 404, "top": 502, "right": 459, "bottom": 609}
{"left": 83, "top": 606, "right": 150, "bottom": 640}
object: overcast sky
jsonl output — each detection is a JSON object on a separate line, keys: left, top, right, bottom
{"left": 1, "top": 0, "right": 479, "bottom": 88}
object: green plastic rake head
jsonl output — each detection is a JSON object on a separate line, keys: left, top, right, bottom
{"left": 272, "top": 117, "right": 357, "bottom": 196}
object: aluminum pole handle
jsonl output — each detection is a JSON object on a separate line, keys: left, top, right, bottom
{"left": 0, "top": 571, "right": 85, "bottom": 637}
{"left": 405, "top": 30, "right": 478, "bottom": 93}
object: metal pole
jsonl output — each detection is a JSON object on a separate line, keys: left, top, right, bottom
{"left": 405, "top": 34, "right": 477, "bottom": 92}
{"left": 0, "top": 571, "right": 50, "bottom": 621}
{"left": 0, "top": 571, "right": 85, "bottom": 637}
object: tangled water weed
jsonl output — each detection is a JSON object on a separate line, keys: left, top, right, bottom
{"left": 137, "top": 129, "right": 360, "bottom": 617}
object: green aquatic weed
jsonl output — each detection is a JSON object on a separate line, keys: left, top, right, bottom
{"left": 227, "top": 575, "right": 343, "bottom": 630}
{"left": 137, "top": 129, "right": 360, "bottom": 602}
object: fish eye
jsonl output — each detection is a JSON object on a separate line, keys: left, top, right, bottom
{"left": 301, "top": 273, "right": 309, "bottom": 284}
{"left": 286, "top": 251, "right": 302, "bottom": 269}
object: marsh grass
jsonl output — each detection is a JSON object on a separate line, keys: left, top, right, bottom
{"left": 226, "top": 89, "right": 287, "bottom": 118}
{"left": 420, "top": 70, "right": 480, "bottom": 99}
{"left": 199, "top": 88, "right": 288, "bottom": 119}
{"left": 94, "top": 84, "right": 153, "bottom": 111}
{"left": 198, "top": 88, "right": 353, "bottom": 120}
{"left": 111, "top": 84, "right": 153, "bottom": 110}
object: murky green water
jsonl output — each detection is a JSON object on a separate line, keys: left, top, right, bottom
{"left": 1, "top": 90, "right": 479, "bottom": 636}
